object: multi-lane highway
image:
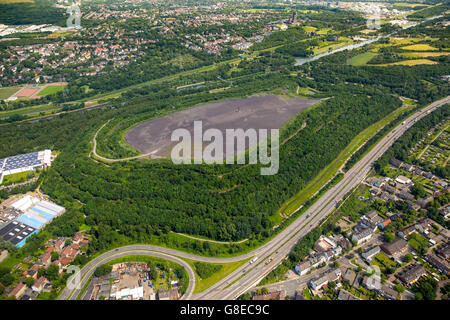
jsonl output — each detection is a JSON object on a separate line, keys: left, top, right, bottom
{"left": 59, "top": 95, "right": 449, "bottom": 300}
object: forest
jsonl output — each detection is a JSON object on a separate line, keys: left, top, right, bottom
{"left": 0, "top": 0, "right": 65, "bottom": 26}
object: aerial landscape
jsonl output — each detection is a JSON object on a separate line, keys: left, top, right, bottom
{"left": 0, "top": 0, "right": 449, "bottom": 310}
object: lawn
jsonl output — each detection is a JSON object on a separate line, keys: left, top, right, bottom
{"left": 372, "top": 252, "right": 398, "bottom": 273}
{"left": 347, "top": 52, "right": 378, "bottom": 66}
{"left": 1, "top": 170, "right": 35, "bottom": 185}
{"left": 0, "top": 87, "right": 20, "bottom": 100}
{"left": 408, "top": 232, "right": 429, "bottom": 254}
{"left": 181, "top": 257, "right": 249, "bottom": 293}
{"left": 302, "top": 26, "right": 317, "bottom": 32}
{"left": 37, "top": 85, "right": 65, "bottom": 96}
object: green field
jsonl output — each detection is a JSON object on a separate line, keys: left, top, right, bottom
{"left": 0, "top": 87, "right": 20, "bottom": 100}
{"left": 1, "top": 170, "right": 35, "bottom": 185}
{"left": 37, "top": 85, "right": 65, "bottom": 96}
{"left": 347, "top": 52, "right": 378, "bottom": 66}
{"left": 182, "top": 257, "right": 249, "bottom": 293}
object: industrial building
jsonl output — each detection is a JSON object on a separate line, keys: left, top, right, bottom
{"left": 0, "top": 195, "right": 65, "bottom": 247}
{"left": 0, "top": 150, "right": 52, "bottom": 184}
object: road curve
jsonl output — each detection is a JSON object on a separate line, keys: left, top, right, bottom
{"left": 61, "top": 96, "right": 449, "bottom": 300}
{"left": 59, "top": 250, "right": 196, "bottom": 300}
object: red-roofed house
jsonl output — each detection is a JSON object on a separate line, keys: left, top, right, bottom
{"left": 46, "top": 246, "right": 56, "bottom": 254}
{"left": 73, "top": 232, "right": 83, "bottom": 244}
{"left": 55, "top": 240, "right": 64, "bottom": 252}
{"left": 59, "top": 256, "right": 74, "bottom": 266}
{"left": 40, "top": 252, "right": 51, "bottom": 267}
{"left": 32, "top": 276, "right": 48, "bottom": 293}
{"left": 9, "top": 282, "right": 26, "bottom": 299}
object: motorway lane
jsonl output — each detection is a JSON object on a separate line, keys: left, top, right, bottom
{"left": 60, "top": 96, "right": 449, "bottom": 300}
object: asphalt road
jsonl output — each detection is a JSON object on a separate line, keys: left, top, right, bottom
{"left": 60, "top": 96, "right": 449, "bottom": 300}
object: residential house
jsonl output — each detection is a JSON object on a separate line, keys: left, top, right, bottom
{"left": 295, "top": 260, "right": 313, "bottom": 276}
{"left": 362, "top": 246, "right": 380, "bottom": 261}
{"left": 396, "top": 264, "right": 427, "bottom": 286}
{"left": 55, "top": 239, "right": 64, "bottom": 252}
{"left": 435, "top": 243, "right": 450, "bottom": 260}
{"left": 337, "top": 289, "right": 360, "bottom": 300}
{"left": 352, "top": 228, "right": 373, "bottom": 245}
{"left": 73, "top": 232, "right": 83, "bottom": 244}
{"left": 439, "top": 206, "right": 450, "bottom": 219}
{"left": 380, "top": 238, "right": 409, "bottom": 256}
{"left": 424, "top": 254, "right": 449, "bottom": 275}
{"left": 401, "top": 163, "right": 414, "bottom": 172}
{"left": 378, "top": 219, "right": 392, "bottom": 230}
{"left": 397, "top": 191, "right": 414, "bottom": 201}
{"left": 309, "top": 268, "right": 342, "bottom": 291}
{"left": 342, "top": 268, "right": 356, "bottom": 285}
{"left": 416, "top": 197, "right": 434, "bottom": 209}
{"left": 390, "top": 158, "right": 402, "bottom": 168}
{"left": 314, "top": 235, "right": 337, "bottom": 252}
{"left": 361, "top": 210, "right": 383, "bottom": 226}
{"left": 396, "top": 175, "right": 412, "bottom": 185}
{"left": 40, "top": 252, "right": 51, "bottom": 267}
{"left": 32, "top": 276, "right": 48, "bottom": 293}
{"left": 8, "top": 282, "right": 26, "bottom": 299}
{"left": 406, "top": 201, "right": 421, "bottom": 211}
{"left": 362, "top": 274, "right": 381, "bottom": 291}
{"left": 379, "top": 285, "right": 398, "bottom": 300}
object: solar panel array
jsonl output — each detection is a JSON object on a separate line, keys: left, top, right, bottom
{"left": 0, "top": 221, "right": 36, "bottom": 246}
{"left": 0, "top": 152, "right": 42, "bottom": 172}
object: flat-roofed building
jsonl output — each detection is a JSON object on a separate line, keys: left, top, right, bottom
{"left": 380, "top": 238, "right": 409, "bottom": 256}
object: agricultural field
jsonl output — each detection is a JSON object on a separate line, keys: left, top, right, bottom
{"left": 376, "top": 59, "right": 438, "bottom": 66}
{"left": 400, "top": 51, "right": 450, "bottom": 58}
{"left": 401, "top": 44, "right": 439, "bottom": 51}
{"left": 302, "top": 26, "right": 317, "bottom": 32}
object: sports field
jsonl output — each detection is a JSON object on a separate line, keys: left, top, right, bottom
{"left": 37, "top": 84, "right": 65, "bottom": 96}
{"left": 0, "top": 87, "right": 20, "bottom": 100}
